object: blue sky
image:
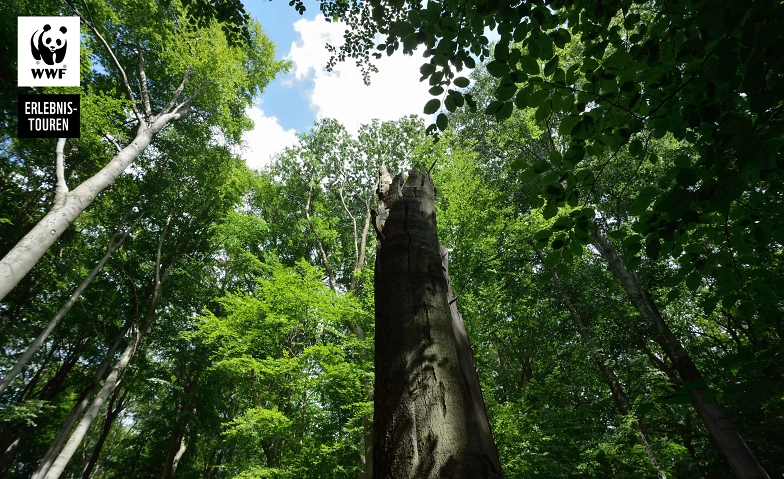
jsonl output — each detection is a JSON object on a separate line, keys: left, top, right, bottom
{"left": 237, "top": 2, "right": 435, "bottom": 170}
{"left": 245, "top": 1, "right": 318, "bottom": 133}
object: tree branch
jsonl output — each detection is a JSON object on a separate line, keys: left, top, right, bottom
{"left": 54, "top": 138, "right": 68, "bottom": 207}
{"left": 137, "top": 48, "right": 152, "bottom": 119}
{"left": 68, "top": 0, "right": 144, "bottom": 125}
{"left": 160, "top": 68, "right": 191, "bottom": 117}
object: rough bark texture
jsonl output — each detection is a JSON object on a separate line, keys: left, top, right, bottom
{"left": 373, "top": 168, "right": 502, "bottom": 479}
{"left": 592, "top": 226, "right": 769, "bottom": 479}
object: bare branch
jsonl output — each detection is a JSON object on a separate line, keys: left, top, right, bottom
{"left": 160, "top": 68, "right": 191, "bottom": 117}
{"left": 101, "top": 132, "right": 122, "bottom": 153}
{"left": 66, "top": 0, "right": 144, "bottom": 125}
{"left": 137, "top": 48, "right": 152, "bottom": 119}
{"left": 54, "top": 138, "right": 69, "bottom": 206}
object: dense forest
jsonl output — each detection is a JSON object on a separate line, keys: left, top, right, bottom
{"left": 1, "top": 0, "right": 782, "bottom": 478}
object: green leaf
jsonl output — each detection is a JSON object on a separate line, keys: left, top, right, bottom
{"left": 677, "top": 168, "right": 698, "bottom": 187}
{"left": 485, "top": 100, "right": 504, "bottom": 115}
{"left": 429, "top": 86, "right": 444, "bottom": 95}
{"left": 444, "top": 94, "right": 457, "bottom": 112}
{"left": 528, "top": 89, "right": 550, "bottom": 107}
{"left": 544, "top": 249, "right": 561, "bottom": 267}
{"left": 629, "top": 139, "right": 643, "bottom": 156}
{"left": 487, "top": 60, "right": 509, "bottom": 78}
{"left": 520, "top": 55, "right": 540, "bottom": 75}
{"left": 543, "top": 201, "right": 558, "bottom": 220}
{"left": 685, "top": 272, "right": 702, "bottom": 291}
{"left": 423, "top": 98, "right": 441, "bottom": 115}
{"left": 635, "top": 402, "right": 655, "bottom": 416}
{"left": 496, "top": 82, "right": 518, "bottom": 102}
{"left": 453, "top": 76, "right": 470, "bottom": 88}
{"left": 496, "top": 102, "right": 514, "bottom": 121}
{"left": 420, "top": 63, "right": 436, "bottom": 77}
{"left": 494, "top": 41, "right": 509, "bottom": 63}
{"left": 436, "top": 113, "right": 448, "bottom": 131}
{"left": 538, "top": 33, "right": 555, "bottom": 60}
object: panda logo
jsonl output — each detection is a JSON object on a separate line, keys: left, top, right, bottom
{"left": 31, "top": 24, "right": 68, "bottom": 66}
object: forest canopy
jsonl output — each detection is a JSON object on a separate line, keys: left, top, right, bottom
{"left": 1, "top": 0, "right": 782, "bottom": 478}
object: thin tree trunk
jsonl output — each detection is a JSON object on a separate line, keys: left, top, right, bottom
{"left": 372, "top": 169, "right": 502, "bottom": 478}
{"left": 162, "top": 428, "right": 188, "bottom": 479}
{"left": 36, "top": 210, "right": 175, "bottom": 479}
{"left": 0, "top": 209, "right": 145, "bottom": 397}
{"left": 39, "top": 290, "right": 156, "bottom": 479}
{"left": 32, "top": 318, "right": 133, "bottom": 479}
{"left": 305, "top": 186, "right": 337, "bottom": 292}
{"left": 80, "top": 386, "right": 127, "bottom": 479}
{"left": 162, "top": 376, "right": 198, "bottom": 479}
{"left": 530, "top": 242, "right": 667, "bottom": 478}
{"left": 592, "top": 226, "right": 769, "bottom": 479}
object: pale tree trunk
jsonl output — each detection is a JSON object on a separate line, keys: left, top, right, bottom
{"left": 372, "top": 169, "right": 502, "bottom": 478}
{"left": 35, "top": 210, "right": 176, "bottom": 479}
{"left": 529, "top": 242, "right": 667, "bottom": 478}
{"left": 592, "top": 226, "right": 769, "bottom": 479}
{"left": 0, "top": 208, "right": 145, "bottom": 397}
{"left": 30, "top": 319, "right": 132, "bottom": 479}
{"left": 38, "top": 282, "right": 159, "bottom": 479}
{"left": 0, "top": 3, "right": 198, "bottom": 303}
{"left": 305, "top": 185, "right": 337, "bottom": 292}
{"left": 162, "top": 431, "right": 188, "bottom": 479}
{"left": 80, "top": 386, "right": 128, "bottom": 479}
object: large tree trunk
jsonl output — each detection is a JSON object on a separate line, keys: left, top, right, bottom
{"left": 530, "top": 242, "right": 667, "bottom": 478}
{"left": 592, "top": 226, "right": 769, "bottom": 479}
{"left": 372, "top": 168, "right": 502, "bottom": 478}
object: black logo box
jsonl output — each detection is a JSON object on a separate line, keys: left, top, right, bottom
{"left": 18, "top": 94, "right": 80, "bottom": 138}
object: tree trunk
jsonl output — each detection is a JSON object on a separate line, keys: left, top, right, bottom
{"left": 0, "top": 104, "right": 191, "bottom": 303}
{"left": 80, "top": 386, "right": 127, "bottom": 479}
{"left": 0, "top": 209, "right": 144, "bottom": 397}
{"left": 592, "top": 226, "right": 769, "bottom": 479}
{"left": 32, "top": 318, "right": 133, "bottom": 479}
{"left": 372, "top": 169, "right": 502, "bottom": 478}
{"left": 530, "top": 242, "right": 667, "bottom": 478}
{"left": 162, "top": 375, "right": 197, "bottom": 479}
{"left": 39, "top": 307, "right": 151, "bottom": 479}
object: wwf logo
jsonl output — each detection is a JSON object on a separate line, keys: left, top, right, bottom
{"left": 30, "top": 24, "right": 68, "bottom": 66}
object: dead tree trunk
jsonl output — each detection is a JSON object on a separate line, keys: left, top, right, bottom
{"left": 372, "top": 168, "right": 502, "bottom": 479}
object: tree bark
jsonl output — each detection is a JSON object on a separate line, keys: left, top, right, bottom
{"left": 372, "top": 169, "right": 502, "bottom": 478}
{"left": 592, "top": 226, "right": 769, "bottom": 479}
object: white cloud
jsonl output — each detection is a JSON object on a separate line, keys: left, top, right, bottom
{"left": 286, "top": 15, "right": 433, "bottom": 134}
{"left": 241, "top": 106, "right": 299, "bottom": 170}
